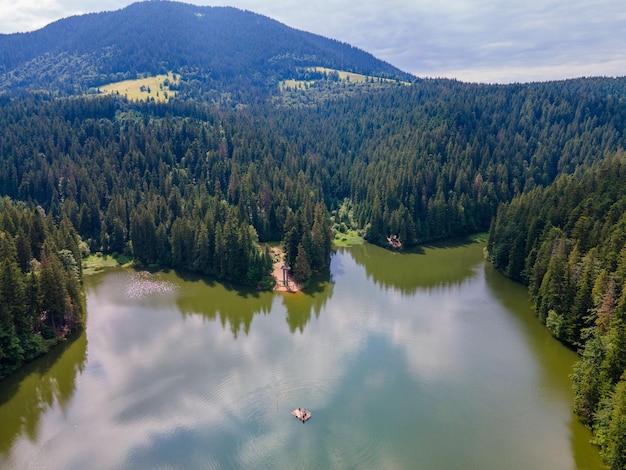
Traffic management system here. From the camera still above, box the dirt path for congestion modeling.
[270,246,301,293]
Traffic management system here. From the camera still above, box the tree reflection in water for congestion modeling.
[0,330,87,456]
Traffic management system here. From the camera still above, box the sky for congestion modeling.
[0,0,625,84]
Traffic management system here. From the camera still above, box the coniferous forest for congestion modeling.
[488,156,626,467]
[2,80,626,468]
[2,2,626,466]
[0,198,84,379]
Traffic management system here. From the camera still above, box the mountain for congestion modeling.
[0,1,412,96]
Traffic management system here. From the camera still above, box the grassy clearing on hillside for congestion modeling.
[279,67,410,91]
[310,67,369,83]
[279,79,317,91]
[83,253,133,275]
[98,72,180,103]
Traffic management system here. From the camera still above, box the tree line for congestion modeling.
[1,76,626,380]
[0,198,84,379]
[2,79,626,257]
[488,155,626,468]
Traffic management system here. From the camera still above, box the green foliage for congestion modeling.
[0,2,409,98]
[489,156,626,468]
[0,198,84,379]
[602,377,626,468]
[2,65,626,407]
[293,243,312,284]
[2,75,626,264]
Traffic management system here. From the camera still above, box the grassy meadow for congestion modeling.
[98,72,180,103]
[82,253,133,275]
[279,67,410,91]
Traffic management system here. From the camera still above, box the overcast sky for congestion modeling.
[0,0,624,83]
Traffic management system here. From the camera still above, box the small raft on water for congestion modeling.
[291,408,311,422]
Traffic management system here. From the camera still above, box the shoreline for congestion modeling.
[269,246,302,293]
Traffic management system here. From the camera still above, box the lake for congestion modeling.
[0,240,604,469]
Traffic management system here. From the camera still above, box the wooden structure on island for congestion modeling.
[281,264,291,287]
[291,408,311,422]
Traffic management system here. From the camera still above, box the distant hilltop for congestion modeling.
[0,1,413,96]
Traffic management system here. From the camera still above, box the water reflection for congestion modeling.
[570,415,604,470]
[76,269,340,470]
[0,245,604,469]
[173,272,274,337]
[483,263,604,469]
[171,270,335,337]
[126,271,177,299]
[347,239,485,295]
[483,263,575,395]
[0,330,86,458]
[282,275,334,333]
[85,263,336,341]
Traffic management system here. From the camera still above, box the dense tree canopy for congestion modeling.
[0,79,621,251]
[3,4,626,459]
[488,155,626,468]
[0,198,84,379]
[1,77,626,279]
[2,74,626,459]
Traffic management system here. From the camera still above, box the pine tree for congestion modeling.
[38,252,68,336]
[293,242,312,283]
[311,201,333,271]
[193,224,211,274]
[572,334,608,426]
[0,259,25,378]
[603,377,626,469]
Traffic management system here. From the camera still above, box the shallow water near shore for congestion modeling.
[0,240,604,469]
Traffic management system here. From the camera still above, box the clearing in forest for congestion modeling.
[270,246,301,293]
[97,72,180,103]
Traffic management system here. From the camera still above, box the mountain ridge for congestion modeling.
[0,1,412,96]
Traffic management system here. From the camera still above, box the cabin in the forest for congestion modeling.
[387,235,402,249]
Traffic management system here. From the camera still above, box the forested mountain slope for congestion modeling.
[2,78,626,263]
[0,1,410,96]
[488,156,626,468]
[271,79,626,244]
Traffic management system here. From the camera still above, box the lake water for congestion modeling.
[0,240,604,469]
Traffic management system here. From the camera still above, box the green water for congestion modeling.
[0,240,604,469]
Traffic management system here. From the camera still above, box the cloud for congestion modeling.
[0,0,126,33]
[1,0,624,83]
[0,0,63,33]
